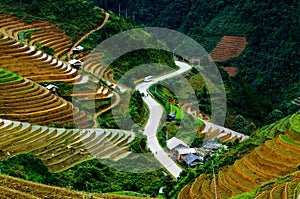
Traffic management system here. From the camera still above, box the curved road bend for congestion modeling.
[136,61,191,179]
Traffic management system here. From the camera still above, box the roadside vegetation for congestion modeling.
[101,0,299,129]
[173,110,300,198]
[149,82,204,147]
[0,154,172,197]
[0,1,299,199]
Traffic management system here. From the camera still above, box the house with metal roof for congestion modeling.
[46,84,58,94]
[166,137,189,151]
[183,153,203,167]
[203,142,223,150]
[73,46,84,54]
[69,59,83,69]
[175,148,197,160]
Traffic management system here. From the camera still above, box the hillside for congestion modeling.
[0,174,161,199]
[0,174,103,199]
[100,0,299,127]
[0,68,91,127]
[0,1,299,198]
[231,171,300,199]
[177,110,300,199]
[0,1,177,197]
[0,30,79,82]
[0,118,135,172]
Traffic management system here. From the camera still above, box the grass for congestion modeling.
[18,30,39,43]
[140,103,150,127]
[198,119,204,128]
[280,135,300,147]
[0,73,19,82]
[170,104,183,120]
[0,73,23,85]
[170,104,204,129]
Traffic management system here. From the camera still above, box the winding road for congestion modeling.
[136,61,191,179]
[136,61,248,179]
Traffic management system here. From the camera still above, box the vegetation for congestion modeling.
[129,91,148,125]
[101,0,299,128]
[35,42,55,56]
[109,49,176,82]
[281,135,300,147]
[0,1,299,199]
[175,110,300,199]
[168,138,255,198]
[0,0,106,42]
[18,29,37,43]
[0,154,170,197]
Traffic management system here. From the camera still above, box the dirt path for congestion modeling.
[67,12,110,61]
[92,91,120,128]
[67,12,115,128]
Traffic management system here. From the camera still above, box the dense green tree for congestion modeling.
[266,109,284,124]
[231,114,247,133]
[191,135,204,147]
[99,0,299,127]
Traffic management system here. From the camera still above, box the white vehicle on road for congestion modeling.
[144,76,153,82]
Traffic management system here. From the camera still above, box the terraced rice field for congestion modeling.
[200,120,248,143]
[220,66,239,77]
[0,118,134,172]
[0,33,80,82]
[253,171,300,199]
[71,81,113,101]
[292,97,300,107]
[78,51,116,84]
[0,174,104,199]
[210,36,247,61]
[0,174,160,199]
[0,14,72,58]
[178,111,300,199]
[0,68,91,128]
[179,102,248,143]
[180,102,211,122]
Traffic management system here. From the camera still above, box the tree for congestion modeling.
[41,45,55,56]
[231,114,247,133]
[266,109,284,124]
[191,135,204,147]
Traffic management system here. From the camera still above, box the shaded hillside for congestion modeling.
[101,0,300,125]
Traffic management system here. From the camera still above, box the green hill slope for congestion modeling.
[101,0,299,127]
[177,110,300,199]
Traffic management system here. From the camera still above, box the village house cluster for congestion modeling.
[167,137,227,168]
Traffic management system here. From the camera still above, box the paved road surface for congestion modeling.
[136,61,191,179]
[136,60,249,179]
